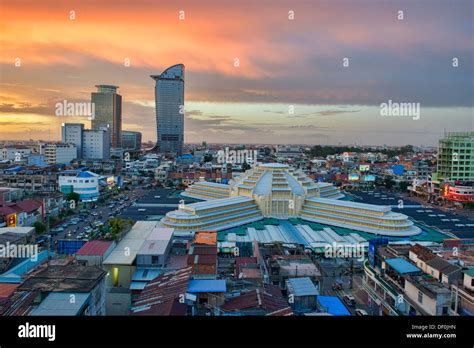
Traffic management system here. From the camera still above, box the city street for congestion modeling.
[316,258,370,315]
[49,187,146,243]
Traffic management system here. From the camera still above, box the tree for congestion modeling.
[66,192,80,204]
[242,160,251,171]
[399,181,410,191]
[384,177,395,189]
[33,221,46,235]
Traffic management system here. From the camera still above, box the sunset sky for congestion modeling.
[0,0,472,146]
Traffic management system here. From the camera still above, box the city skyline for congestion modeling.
[0,0,472,146]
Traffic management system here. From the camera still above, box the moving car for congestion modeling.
[355,309,368,316]
[343,295,356,307]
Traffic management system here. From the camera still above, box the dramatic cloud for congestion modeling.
[0,0,472,144]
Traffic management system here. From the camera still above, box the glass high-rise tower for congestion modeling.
[151,64,184,155]
[91,85,122,148]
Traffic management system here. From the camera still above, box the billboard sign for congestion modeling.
[6,213,17,227]
[348,173,359,181]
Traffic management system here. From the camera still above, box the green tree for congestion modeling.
[33,221,46,235]
[242,160,251,171]
[384,177,395,189]
[66,192,80,204]
[399,181,410,191]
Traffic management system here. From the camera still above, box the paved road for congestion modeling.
[317,258,370,315]
[49,187,146,243]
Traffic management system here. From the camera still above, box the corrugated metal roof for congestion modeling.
[0,283,18,298]
[193,231,217,245]
[30,292,90,316]
[76,240,113,256]
[138,239,170,256]
[147,227,174,241]
[286,277,318,297]
[103,221,160,265]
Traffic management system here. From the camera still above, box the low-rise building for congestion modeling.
[286,277,319,313]
[404,275,451,316]
[43,143,77,165]
[76,240,115,266]
[58,171,100,202]
[18,263,107,316]
[221,283,292,316]
[450,268,474,316]
[425,256,462,285]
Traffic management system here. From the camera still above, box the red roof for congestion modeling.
[221,284,292,315]
[187,254,217,265]
[132,267,192,315]
[189,245,217,255]
[410,244,436,262]
[0,206,17,216]
[0,199,42,216]
[15,199,42,213]
[235,257,258,275]
[133,298,187,316]
[76,240,113,256]
[0,284,18,299]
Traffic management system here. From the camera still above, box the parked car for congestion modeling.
[355,309,368,316]
[343,295,356,307]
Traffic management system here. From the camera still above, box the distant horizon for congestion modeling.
[1,0,472,146]
[0,137,441,150]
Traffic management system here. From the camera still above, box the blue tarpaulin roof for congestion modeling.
[385,258,421,274]
[0,250,50,283]
[187,279,226,293]
[4,166,23,172]
[317,296,351,316]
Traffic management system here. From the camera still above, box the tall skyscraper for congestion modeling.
[91,85,122,148]
[151,64,184,155]
[437,131,474,181]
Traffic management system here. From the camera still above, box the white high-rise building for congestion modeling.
[151,64,184,156]
[61,123,84,158]
[82,128,110,160]
[61,123,110,160]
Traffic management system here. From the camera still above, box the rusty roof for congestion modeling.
[193,231,217,246]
